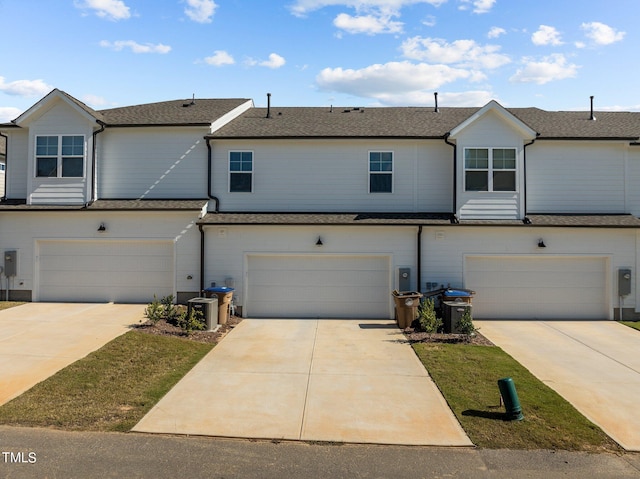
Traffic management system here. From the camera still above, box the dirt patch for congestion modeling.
[134,315,242,344]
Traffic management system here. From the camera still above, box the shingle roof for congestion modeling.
[98,98,250,126]
[208,106,640,140]
[0,199,209,211]
[198,212,640,228]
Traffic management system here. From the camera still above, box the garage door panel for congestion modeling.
[38,240,173,303]
[466,256,608,320]
[247,255,390,319]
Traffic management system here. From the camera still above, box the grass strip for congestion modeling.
[413,342,620,451]
[0,330,213,432]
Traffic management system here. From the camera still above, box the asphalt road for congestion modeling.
[2,426,640,479]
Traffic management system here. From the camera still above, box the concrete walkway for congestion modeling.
[0,303,143,406]
[476,320,640,452]
[133,319,472,446]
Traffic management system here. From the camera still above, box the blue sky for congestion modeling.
[0,0,636,122]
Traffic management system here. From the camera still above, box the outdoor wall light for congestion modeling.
[537,239,546,248]
[316,236,323,247]
[97,223,107,233]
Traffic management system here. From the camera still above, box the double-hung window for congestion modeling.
[35,135,85,178]
[464,148,516,192]
[369,151,393,193]
[229,151,253,192]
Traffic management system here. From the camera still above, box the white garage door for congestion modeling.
[465,256,609,319]
[38,240,174,303]
[246,255,391,318]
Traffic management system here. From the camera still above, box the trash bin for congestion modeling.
[187,297,218,331]
[443,301,472,334]
[204,286,235,325]
[392,291,423,329]
[442,288,475,304]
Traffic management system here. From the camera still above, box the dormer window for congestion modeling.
[36,135,85,178]
[464,148,516,192]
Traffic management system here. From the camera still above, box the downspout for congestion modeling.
[417,225,423,293]
[199,224,205,295]
[88,120,106,206]
[0,131,7,201]
[205,138,220,212]
[444,133,457,221]
[522,138,536,219]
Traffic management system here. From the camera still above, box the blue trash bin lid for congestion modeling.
[204,286,235,293]
[443,289,472,297]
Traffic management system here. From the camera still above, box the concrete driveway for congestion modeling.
[133,319,472,447]
[476,320,640,452]
[0,302,143,406]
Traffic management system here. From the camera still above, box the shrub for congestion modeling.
[418,298,442,333]
[144,295,164,324]
[160,295,178,324]
[176,308,206,335]
[456,307,476,336]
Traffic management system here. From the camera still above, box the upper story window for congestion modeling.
[0,163,5,171]
[464,148,516,192]
[229,151,253,192]
[35,135,85,178]
[369,151,393,193]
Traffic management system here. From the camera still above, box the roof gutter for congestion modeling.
[0,131,7,201]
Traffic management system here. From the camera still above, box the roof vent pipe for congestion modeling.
[266,93,272,119]
[590,95,596,121]
[434,92,439,113]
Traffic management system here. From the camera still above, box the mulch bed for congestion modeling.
[134,315,242,344]
[403,327,494,346]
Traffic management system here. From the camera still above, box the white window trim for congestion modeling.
[228,150,254,193]
[368,150,394,194]
[463,147,517,192]
[34,135,86,178]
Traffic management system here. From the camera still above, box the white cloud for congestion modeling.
[81,94,109,107]
[290,0,447,17]
[0,107,23,123]
[487,26,505,39]
[531,25,563,46]
[75,0,131,20]
[100,40,171,54]
[458,0,495,14]
[401,37,510,69]
[333,12,403,34]
[184,0,218,23]
[510,54,578,85]
[581,22,625,45]
[204,50,235,66]
[0,77,53,97]
[316,61,473,103]
[422,15,436,27]
[260,53,286,69]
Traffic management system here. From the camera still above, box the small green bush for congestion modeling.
[144,295,164,324]
[455,307,476,336]
[418,298,442,333]
[176,309,206,335]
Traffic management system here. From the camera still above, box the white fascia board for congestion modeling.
[14,89,99,128]
[209,99,254,134]
[449,100,537,140]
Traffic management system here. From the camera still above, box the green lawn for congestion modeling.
[413,342,620,451]
[0,330,213,432]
